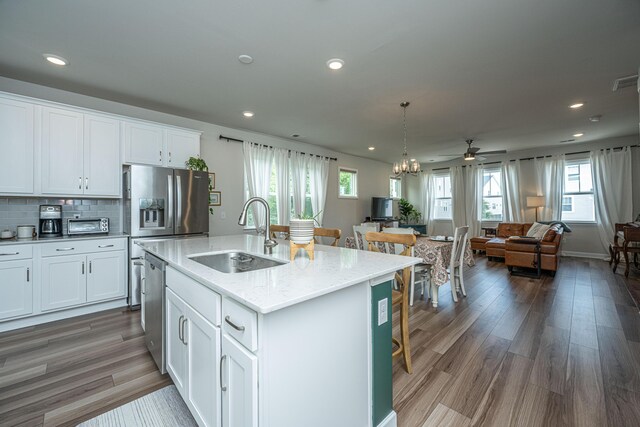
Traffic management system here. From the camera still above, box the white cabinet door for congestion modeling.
[41,254,87,311]
[0,97,34,194]
[222,334,258,427]
[123,121,164,166]
[0,260,33,320]
[86,251,126,303]
[41,107,84,195]
[166,129,200,169]
[186,305,221,427]
[166,288,188,396]
[84,114,121,196]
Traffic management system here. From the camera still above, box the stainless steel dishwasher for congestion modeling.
[144,252,166,374]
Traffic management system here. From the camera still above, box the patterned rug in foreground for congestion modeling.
[78,385,197,427]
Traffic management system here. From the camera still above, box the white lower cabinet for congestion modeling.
[0,259,33,320]
[222,334,258,427]
[41,254,87,311]
[166,288,222,427]
[87,251,126,302]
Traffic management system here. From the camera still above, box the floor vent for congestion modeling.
[612,74,638,92]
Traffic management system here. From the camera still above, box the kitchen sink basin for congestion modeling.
[189,252,287,273]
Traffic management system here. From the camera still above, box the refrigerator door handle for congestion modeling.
[176,174,182,231]
[167,174,174,231]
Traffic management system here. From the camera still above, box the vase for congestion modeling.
[289,219,315,244]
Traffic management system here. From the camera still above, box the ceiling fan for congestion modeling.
[440,139,507,161]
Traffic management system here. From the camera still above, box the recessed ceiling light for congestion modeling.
[242,111,254,118]
[569,103,584,109]
[588,115,602,122]
[368,146,375,151]
[238,55,253,64]
[573,133,584,137]
[326,58,344,70]
[43,54,68,66]
[410,158,416,162]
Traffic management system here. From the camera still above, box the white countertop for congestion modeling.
[137,234,421,314]
[0,232,128,246]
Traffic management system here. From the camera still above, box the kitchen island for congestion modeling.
[138,234,419,427]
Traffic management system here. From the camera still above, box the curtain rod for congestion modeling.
[219,134,338,161]
[430,144,639,171]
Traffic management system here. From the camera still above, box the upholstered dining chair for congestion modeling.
[314,227,342,246]
[269,224,290,240]
[382,227,431,306]
[430,226,469,308]
[365,231,416,374]
[352,224,378,250]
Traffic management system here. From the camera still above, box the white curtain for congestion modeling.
[450,166,466,229]
[243,141,274,230]
[308,155,330,226]
[534,155,565,221]
[273,147,290,225]
[420,172,435,233]
[464,164,482,238]
[290,152,308,218]
[591,147,633,254]
[502,160,524,222]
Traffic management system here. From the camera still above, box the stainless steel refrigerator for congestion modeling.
[123,164,209,307]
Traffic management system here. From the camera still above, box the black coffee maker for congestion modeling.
[39,205,62,238]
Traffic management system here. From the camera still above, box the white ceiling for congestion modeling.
[0,0,638,164]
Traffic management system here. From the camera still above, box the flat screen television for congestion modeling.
[371,197,393,220]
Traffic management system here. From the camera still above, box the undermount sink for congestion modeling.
[189,252,287,274]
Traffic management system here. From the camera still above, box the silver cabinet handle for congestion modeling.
[169,151,172,163]
[78,177,82,189]
[133,261,144,266]
[181,318,188,345]
[178,315,184,343]
[98,244,114,248]
[141,277,146,295]
[89,261,92,274]
[159,150,162,163]
[175,174,182,230]
[85,177,89,190]
[220,355,227,392]
[225,315,245,332]
[27,267,30,282]
[0,252,19,256]
[82,261,85,275]
[56,247,75,252]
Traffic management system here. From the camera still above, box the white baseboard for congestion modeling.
[561,251,608,260]
[377,411,397,427]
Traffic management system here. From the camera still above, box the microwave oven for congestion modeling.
[67,218,110,235]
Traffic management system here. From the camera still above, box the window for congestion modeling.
[243,165,279,228]
[481,169,503,221]
[433,174,452,219]
[561,161,594,222]
[339,167,358,198]
[390,177,402,199]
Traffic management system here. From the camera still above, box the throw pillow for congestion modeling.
[526,222,550,239]
[542,225,560,242]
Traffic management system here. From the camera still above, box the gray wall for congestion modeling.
[405,134,640,257]
[0,77,396,242]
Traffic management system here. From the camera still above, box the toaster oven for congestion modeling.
[67,218,110,235]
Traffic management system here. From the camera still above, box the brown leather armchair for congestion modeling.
[505,225,564,276]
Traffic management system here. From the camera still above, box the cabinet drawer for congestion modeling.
[223,297,258,352]
[0,245,33,261]
[41,237,126,257]
[167,266,221,326]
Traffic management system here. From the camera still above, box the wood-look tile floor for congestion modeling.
[0,256,638,426]
[392,256,640,427]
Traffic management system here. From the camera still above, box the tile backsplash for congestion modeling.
[0,198,121,235]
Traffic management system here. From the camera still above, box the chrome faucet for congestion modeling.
[238,197,278,254]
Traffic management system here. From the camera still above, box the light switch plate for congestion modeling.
[378,298,388,326]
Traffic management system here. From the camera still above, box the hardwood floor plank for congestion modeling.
[529,325,570,395]
[421,403,471,427]
[594,295,624,329]
[395,368,453,427]
[491,302,531,341]
[470,352,533,427]
[546,294,573,331]
[616,303,640,343]
[509,310,546,359]
[603,384,640,427]
[597,325,640,393]
[570,298,598,350]
[440,335,511,418]
[0,364,47,389]
[515,382,568,427]
[565,343,607,427]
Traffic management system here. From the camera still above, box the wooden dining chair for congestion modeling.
[269,224,290,240]
[314,227,341,246]
[352,224,378,250]
[430,226,469,309]
[365,231,416,374]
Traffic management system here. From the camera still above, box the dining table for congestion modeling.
[344,235,475,288]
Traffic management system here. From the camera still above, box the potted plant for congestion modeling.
[289,211,321,244]
[185,156,208,171]
[398,199,422,224]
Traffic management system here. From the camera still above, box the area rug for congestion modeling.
[78,385,197,426]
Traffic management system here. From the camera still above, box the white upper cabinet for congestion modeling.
[41,107,121,197]
[123,121,165,166]
[41,107,85,195]
[124,120,200,168]
[0,98,34,194]
[84,114,121,196]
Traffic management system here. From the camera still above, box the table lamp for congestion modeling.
[527,196,545,222]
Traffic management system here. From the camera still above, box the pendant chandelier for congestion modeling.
[392,101,421,176]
